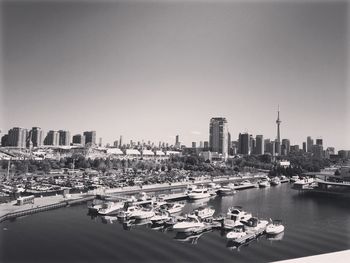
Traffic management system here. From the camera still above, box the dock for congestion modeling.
[232,226,267,245]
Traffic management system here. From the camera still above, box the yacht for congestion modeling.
[216,183,236,196]
[172,215,205,233]
[239,180,251,186]
[150,211,171,225]
[258,179,270,188]
[270,177,281,186]
[187,187,211,200]
[241,217,269,231]
[131,207,155,220]
[226,224,246,240]
[98,201,125,215]
[117,205,141,219]
[189,206,215,219]
[88,203,103,214]
[160,202,185,214]
[266,220,285,235]
[222,206,252,230]
[290,175,300,183]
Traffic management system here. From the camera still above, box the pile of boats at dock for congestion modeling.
[88,190,285,247]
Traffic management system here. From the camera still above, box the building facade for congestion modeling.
[209,117,228,157]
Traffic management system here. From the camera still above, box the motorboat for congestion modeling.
[131,207,155,220]
[150,211,171,225]
[152,198,167,209]
[266,220,285,235]
[172,215,205,233]
[241,217,269,231]
[137,192,154,202]
[117,205,141,219]
[270,177,281,186]
[189,206,215,219]
[164,215,187,227]
[160,202,185,214]
[292,177,316,190]
[226,224,246,240]
[239,180,251,186]
[187,187,211,200]
[88,203,103,214]
[222,206,252,230]
[290,175,300,183]
[98,201,125,215]
[216,183,236,196]
[258,179,270,188]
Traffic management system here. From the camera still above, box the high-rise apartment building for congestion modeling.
[58,130,71,146]
[281,139,290,156]
[302,142,307,152]
[307,136,313,153]
[84,131,96,145]
[30,127,44,147]
[316,139,323,146]
[255,135,264,155]
[7,127,28,148]
[192,142,196,148]
[209,117,228,157]
[238,133,250,155]
[44,130,59,146]
[72,134,85,145]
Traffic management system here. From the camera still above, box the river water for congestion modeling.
[1,184,350,263]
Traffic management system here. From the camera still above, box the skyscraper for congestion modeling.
[30,127,44,147]
[281,139,290,156]
[7,127,28,148]
[175,135,180,148]
[316,139,323,146]
[209,117,228,157]
[307,136,313,153]
[119,136,123,148]
[84,131,96,145]
[44,130,59,146]
[255,135,264,155]
[72,134,85,145]
[227,132,231,154]
[58,130,71,146]
[302,142,307,152]
[275,106,282,156]
[192,142,196,148]
[238,133,250,155]
[203,141,209,149]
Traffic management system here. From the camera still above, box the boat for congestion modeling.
[270,177,281,186]
[172,215,205,233]
[131,207,155,220]
[216,183,236,196]
[189,206,215,219]
[241,217,269,231]
[258,179,270,188]
[290,175,300,183]
[266,219,285,235]
[222,206,252,230]
[117,205,141,219]
[239,180,251,186]
[164,215,187,227]
[187,187,211,200]
[226,224,246,240]
[160,202,185,214]
[98,201,125,215]
[88,203,103,214]
[150,211,171,225]
[137,192,154,202]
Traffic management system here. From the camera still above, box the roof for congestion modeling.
[142,150,154,156]
[155,150,165,156]
[106,148,123,155]
[125,149,141,155]
[165,151,181,155]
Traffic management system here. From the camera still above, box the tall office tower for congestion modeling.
[99,137,102,147]
[83,131,96,145]
[290,145,300,153]
[227,132,232,154]
[44,130,59,146]
[203,141,209,149]
[281,139,290,156]
[175,135,180,148]
[250,135,255,155]
[302,142,307,152]
[199,141,204,148]
[58,130,71,146]
[265,141,276,156]
[209,117,228,157]
[275,105,282,155]
[31,127,44,147]
[119,136,123,148]
[316,139,323,146]
[192,142,197,148]
[1,134,8,146]
[264,139,271,153]
[312,144,324,159]
[255,135,264,155]
[72,134,85,145]
[113,140,119,147]
[7,127,28,148]
[238,133,250,155]
[307,136,313,152]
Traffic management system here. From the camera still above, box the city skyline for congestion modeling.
[1,0,349,150]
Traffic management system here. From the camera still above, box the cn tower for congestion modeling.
[276,105,281,155]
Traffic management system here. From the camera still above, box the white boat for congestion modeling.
[226,224,246,240]
[222,206,252,230]
[266,220,285,235]
[160,202,185,214]
[117,205,141,219]
[187,188,211,200]
[241,217,269,231]
[216,184,236,196]
[239,180,251,186]
[292,177,316,190]
[88,203,103,213]
[98,201,125,215]
[172,215,205,233]
[270,177,281,186]
[150,211,171,224]
[137,192,153,202]
[189,206,215,219]
[132,207,155,220]
[290,175,300,183]
[258,179,270,188]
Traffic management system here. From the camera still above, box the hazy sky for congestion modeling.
[1,0,349,149]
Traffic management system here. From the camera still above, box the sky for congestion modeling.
[1,0,349,150]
